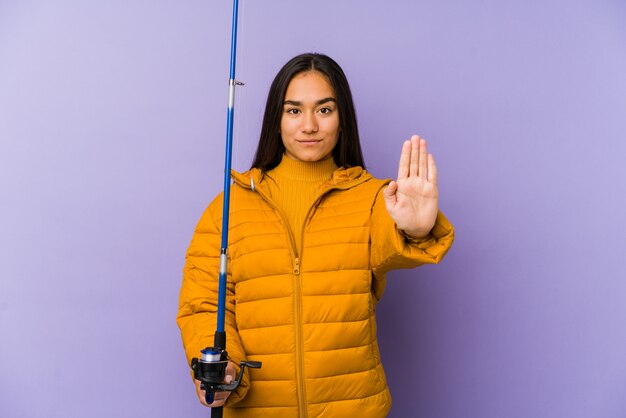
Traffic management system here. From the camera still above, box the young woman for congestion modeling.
[177,53,454,417]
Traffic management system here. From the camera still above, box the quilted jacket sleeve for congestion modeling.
[369,182,454,297]
[176,196,249,406]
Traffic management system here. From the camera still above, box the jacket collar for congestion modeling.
[232,166,373,193]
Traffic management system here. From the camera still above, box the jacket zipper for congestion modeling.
[290,190,343,417]
[247,185,308,417]
[292,256,306,417]
[235,175,368,417]
[291,191,337,417]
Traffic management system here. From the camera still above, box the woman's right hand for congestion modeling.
[195,361,237,407]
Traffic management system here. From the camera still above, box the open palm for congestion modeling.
[383,135,439,239]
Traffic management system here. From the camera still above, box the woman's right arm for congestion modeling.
[176,199,250,406]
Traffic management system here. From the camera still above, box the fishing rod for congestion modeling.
[190,1,261,417]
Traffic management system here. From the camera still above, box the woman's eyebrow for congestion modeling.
[283,97,337,106]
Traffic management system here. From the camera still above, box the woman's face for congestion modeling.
[280,71,340,162]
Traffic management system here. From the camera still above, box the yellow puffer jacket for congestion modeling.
[177,166,454,417]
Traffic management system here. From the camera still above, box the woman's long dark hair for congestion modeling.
[251,53,365,171]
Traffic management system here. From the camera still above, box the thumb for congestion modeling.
[383,181,397,197]
[382,182,397,211]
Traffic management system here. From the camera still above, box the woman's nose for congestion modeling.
[301,111,318,133]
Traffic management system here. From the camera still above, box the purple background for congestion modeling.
[1,1,625,417]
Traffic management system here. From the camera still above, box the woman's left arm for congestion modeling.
[382,135,438,239]
[368,134,454,287]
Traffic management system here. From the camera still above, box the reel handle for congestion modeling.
[213,360,262,392]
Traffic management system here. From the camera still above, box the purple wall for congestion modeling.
[1,1,625,417]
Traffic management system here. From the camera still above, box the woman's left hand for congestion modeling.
[383,135,439,239]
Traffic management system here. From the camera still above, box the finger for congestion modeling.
[197,388,210,407]
[195,379,231,408]
[397,140,411,179]
[225,361,236,384]
[382,183,398,212]
[428,153,437,185]
[226,362,236,374]
[209,396,227,408]
[212,391,230,401]
[195,380,208,406]
[383,182,397,197]
[418,139,428,178]
[409,135,420,177]
[207,390,232,407]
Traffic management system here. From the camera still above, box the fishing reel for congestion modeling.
[191,347,262,405]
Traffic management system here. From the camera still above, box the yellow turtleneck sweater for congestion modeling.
[265,154,338,252]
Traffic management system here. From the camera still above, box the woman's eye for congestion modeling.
[286,108,300,115]
[319,107,333,114]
